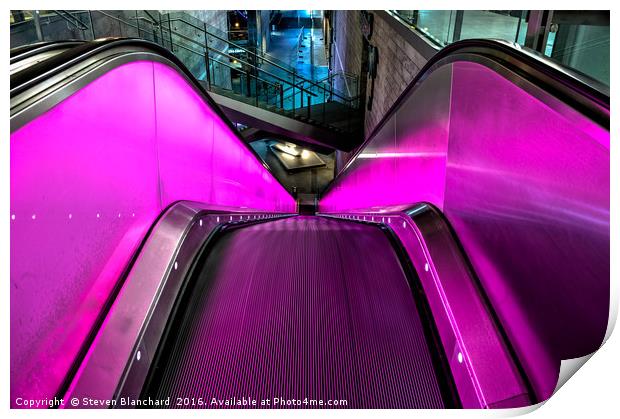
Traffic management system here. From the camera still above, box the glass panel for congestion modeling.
[391,10,609,87]
[459,11,527,44]
[9,9,360,134]
[416,10,457,46]
[547,21,610,86]
[394,10,528,47]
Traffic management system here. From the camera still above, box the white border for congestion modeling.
[3,1,617,418]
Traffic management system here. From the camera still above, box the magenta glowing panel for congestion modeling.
[443,61,609,401]
[320,65,453,213]
[320,61,609,403]
[10,60,295,406]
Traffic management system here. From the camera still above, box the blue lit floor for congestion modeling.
[263,27,328,82]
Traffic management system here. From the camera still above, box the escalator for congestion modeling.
[10,37,609,409]
[142,216,457,408]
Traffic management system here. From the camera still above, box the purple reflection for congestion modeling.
[10,60,295,406]
[320,61,609,403]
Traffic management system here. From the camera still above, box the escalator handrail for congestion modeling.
[320,38,610,198]
[445,39,609,108]
[10,40,85,63]
[11,38,186,98]
[10,37,292,197]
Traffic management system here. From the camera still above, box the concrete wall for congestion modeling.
[161,10,232,89]
[175,10,228,32]
[258,10,272,54]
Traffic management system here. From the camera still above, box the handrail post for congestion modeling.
[307,96,311,119]
[322,89,326,123]
[33,10,43,41]
[280,84,284,108]
[135,11,140,37]
[167,14,173,52]
[347,99,352,133]
[255,77,259,106]
[88,10,96,40]
[292,73,296,115]
[203,22,211,88]
[245,69,251,97]
[159,13,164,47]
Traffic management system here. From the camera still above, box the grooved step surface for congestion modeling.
[154,216,445,408]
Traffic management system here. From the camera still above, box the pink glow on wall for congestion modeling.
[443,61,609,401]
[10,60,295,405]
[319,61,609,402]
[320,65,453,212]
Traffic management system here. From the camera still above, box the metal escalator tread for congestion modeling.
[152,216,446,408]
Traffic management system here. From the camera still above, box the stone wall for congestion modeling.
[364,11,428,136]
[330,10,365,100]
[330,10,429,139]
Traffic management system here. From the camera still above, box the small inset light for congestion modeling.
[136,350,141,361]
[216,216,220,222]
[199,219,203,227]
[229,216,233,221]
[388,218,391,224]
[301,149,310,159]
[457,352,463,364]
[69,214,72,219]
[11,214,15,221]
[402,221,407,228]
[118,213,121,218]
[424,263,429,272]
[174,261,178,270]
[96,213,100,219]
[31,214,36,220]
[132,213,135,217]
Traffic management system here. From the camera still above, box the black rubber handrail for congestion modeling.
[9,37,295,197]
[319,38,610,199]
[10,40,84,62]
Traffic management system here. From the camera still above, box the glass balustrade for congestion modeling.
[10,9,362,135]
[391,10,609,86]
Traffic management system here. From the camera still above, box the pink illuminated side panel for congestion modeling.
[320,65,453,213]
[444,61,609,401]
[319,60,609,404]
[10,60,295,406]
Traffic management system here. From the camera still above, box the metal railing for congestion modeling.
[10,9,363,135]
